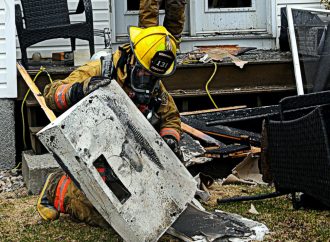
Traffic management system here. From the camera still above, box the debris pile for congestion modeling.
[179,105,279,179]
[177,45,256,68]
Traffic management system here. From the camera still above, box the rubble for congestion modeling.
[0,169,27,198]
[0,169,25,193]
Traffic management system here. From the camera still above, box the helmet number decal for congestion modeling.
[150,51,175,75]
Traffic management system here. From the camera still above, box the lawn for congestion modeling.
[0,184,329,242]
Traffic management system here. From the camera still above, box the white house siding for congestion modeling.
[276,0,324,46]
[14,0,110,59]
[0,0,17,98]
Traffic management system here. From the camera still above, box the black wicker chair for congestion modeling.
[218,91,330,209]
[266,92,330,208]
[15,0,95,68]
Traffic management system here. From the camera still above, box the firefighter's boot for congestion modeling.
[37,173,60,221]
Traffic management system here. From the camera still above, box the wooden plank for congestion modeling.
[203,146,260,159]
[229,146,261,158]
[180,105,246,116]
[181,122,224,147]
[16,62,56,122]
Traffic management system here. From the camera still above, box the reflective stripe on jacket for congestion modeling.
[54,175,71,213]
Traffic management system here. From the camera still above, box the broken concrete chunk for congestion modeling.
[37,81,197,242]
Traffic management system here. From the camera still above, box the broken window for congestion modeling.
[208,0,252,8]
[93,155,131,204]
[287,7,330,94]
[127,0,165,11]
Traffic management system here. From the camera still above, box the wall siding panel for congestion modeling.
[0,0,17,98]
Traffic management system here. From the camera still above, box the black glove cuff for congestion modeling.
[69,82,84,105]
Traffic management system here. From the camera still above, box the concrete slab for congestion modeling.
[22,150,61,195]
[0,99,16,169]
[38,82,197,242]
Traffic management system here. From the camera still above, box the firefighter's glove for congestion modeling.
[53,83,84,111]
[84,77,111,96]
[68,82,85,105]
[163,135,184,161]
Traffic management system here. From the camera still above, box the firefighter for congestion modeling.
[37,26,182,226]
[139,0,187,40]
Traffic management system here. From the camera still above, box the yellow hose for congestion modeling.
[21,67,53,149]
[205,62,219,109]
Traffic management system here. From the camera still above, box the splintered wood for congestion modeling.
[179,105,270,166]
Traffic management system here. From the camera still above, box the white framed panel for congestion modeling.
[0,0,17,98]
[193,0,269,34]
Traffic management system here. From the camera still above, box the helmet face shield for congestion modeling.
[130,65,159,93]
[129,65,159,105]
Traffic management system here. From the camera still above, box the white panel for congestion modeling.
[0,10,4,23]
[192,0,268,34]
[0,0,17,98]
[0,69,7,88]
[0,39,5,53]
[0,26,4,38]
[0,53,5,68]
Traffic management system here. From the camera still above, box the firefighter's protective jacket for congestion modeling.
[44,47,182,142]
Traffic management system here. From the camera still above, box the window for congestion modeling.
[208,0,252,8]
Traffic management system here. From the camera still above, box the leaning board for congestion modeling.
[37,81,196,242]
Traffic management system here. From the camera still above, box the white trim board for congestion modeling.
[0,0,17,98]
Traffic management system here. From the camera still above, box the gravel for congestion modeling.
[0,169,28,198]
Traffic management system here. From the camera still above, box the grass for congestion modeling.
[0,184,329,241]
[208,184,330,242]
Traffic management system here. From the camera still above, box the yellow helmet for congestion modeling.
[128,26,177,77]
